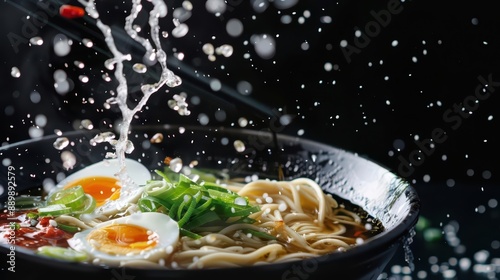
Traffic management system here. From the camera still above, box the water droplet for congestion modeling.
[173,6,192,22]
[90,132,116,146]
[182,1,193,10]
[82,38,94,48]
[320,16,332,24]
[237,80,253,95]
[81,119,94,130]
[273,0,299,9]
[175,52,185,61]
[54,80,71,95]
[251,0,269,12]
[172,23,189,38]
[102,73,112,82]
[215,109,226,121]
[216,44,233,57]
[202,43,215,55]
[251,34,276,59]
[206,0,227,14]
[132,63,147,73]
[132,24,141,32]
[53,33,72,57]
[150,133,164,143]
[30,37,44,46]
[226,18,244,37]
[79,75,89,83]
[234,140,246,152]
[74,60,85,69]
[53,69,67,82]
[324,62,333,72]
[61,151,76,170]
[11,67,21,78]
[210,79,222,91]
[53,137,70,150]
[238,117,248,127]
[280,114,293,126]
[169,157,183,173]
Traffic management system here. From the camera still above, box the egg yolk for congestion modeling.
[64,176,121,206]
[87,224,158,255]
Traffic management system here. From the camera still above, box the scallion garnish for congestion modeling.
[138,170,261,239]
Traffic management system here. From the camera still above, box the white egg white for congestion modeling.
[67,212,179,266]
[52,158,152,216]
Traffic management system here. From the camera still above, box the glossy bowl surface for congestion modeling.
[0,125,420,280]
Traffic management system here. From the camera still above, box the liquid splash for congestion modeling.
[77,0,182,194]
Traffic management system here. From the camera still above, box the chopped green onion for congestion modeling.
[38,204,72,217]
[180,228,202,239]
[14,196,44,209]
[182,211,221,230]
[57,223,81,233]
[243,228,277,240]
[37,246,88,262]
[141,170,261,239]
[137,196,169,214]
[72,194,96,215]
[47,186,85,209]
[177,195,198,228]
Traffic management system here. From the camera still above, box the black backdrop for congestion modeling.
[1,1,499,279]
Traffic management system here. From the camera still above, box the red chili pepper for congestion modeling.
[59,5,85,19]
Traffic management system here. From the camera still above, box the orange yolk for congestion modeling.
[64,176,121,206]
[86,224,158,254]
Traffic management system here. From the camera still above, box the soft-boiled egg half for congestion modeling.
[52,158,152,216]
[67,212,179,266]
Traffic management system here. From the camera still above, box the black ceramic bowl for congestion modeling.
[0,125,420,280]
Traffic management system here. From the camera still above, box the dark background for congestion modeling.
[1,0,499,279]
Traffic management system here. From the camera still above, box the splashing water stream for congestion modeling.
[77,0,181,194]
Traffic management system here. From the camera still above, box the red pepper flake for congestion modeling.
[59,5,85,19]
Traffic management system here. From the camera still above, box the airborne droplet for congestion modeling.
[61,151,77,170]
[81,119,94,130]
[171,23,189,38]
[216,44,233,57]
[10,67,21,78]
[29,37,44,46]
[234,140,246,153]
[150,133,164,143]
[53,137,70,150]
[133,63,148,73]
[169,157,183,173]
[82,38,94,48]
